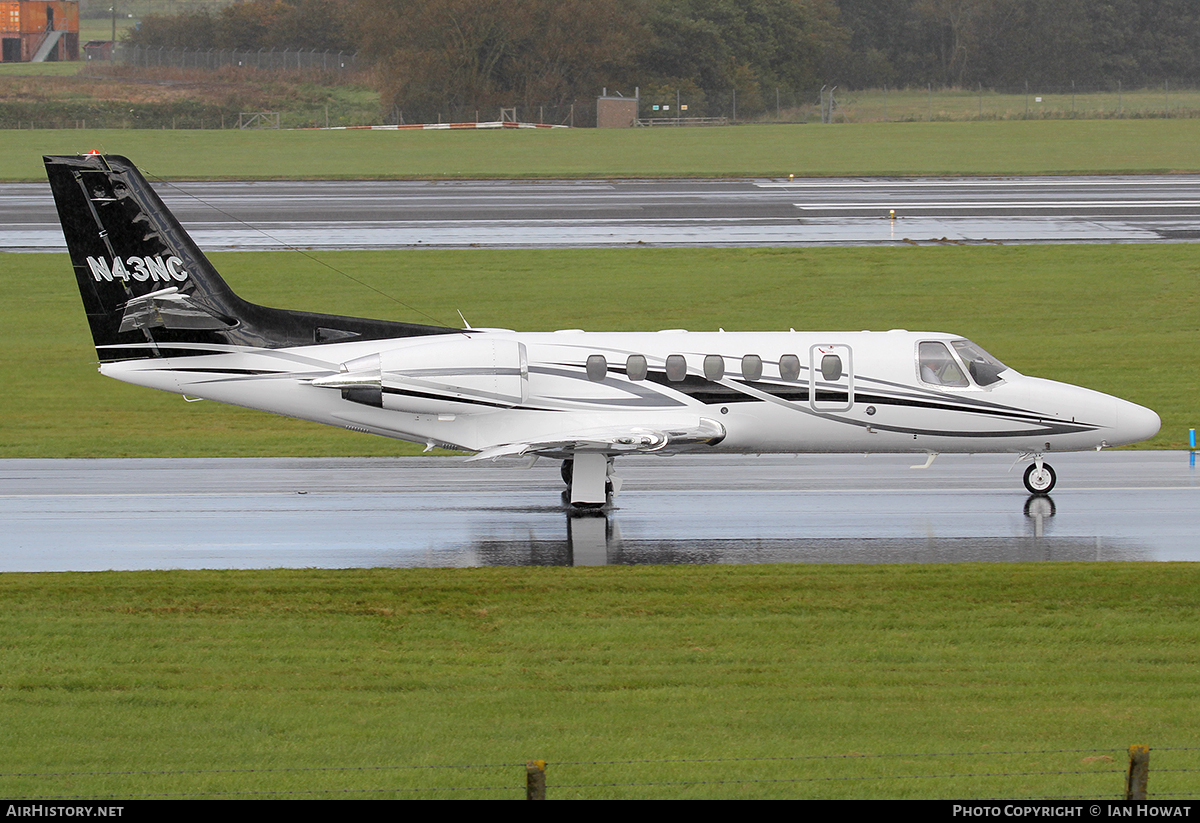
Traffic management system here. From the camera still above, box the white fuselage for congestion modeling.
[98,328,1161,460]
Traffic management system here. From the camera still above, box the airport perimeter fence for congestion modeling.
[1,93,591,131]
[10,57,1199,129]
[374,83,1200,128]
[3,745,1195,800]
[648,82,1200,124]
[373,103,590,128]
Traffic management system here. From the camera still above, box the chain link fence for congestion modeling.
[382,103,589,128]
[648,83,1200,124]
[9,55,1198,128]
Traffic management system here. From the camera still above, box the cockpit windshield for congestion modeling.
[918,339,1009,388]
[950,339,1009,386]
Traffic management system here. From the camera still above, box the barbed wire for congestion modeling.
[554,768,1121,788]
[547,747,1146,767]
[0,762,519,778]
[3,744,1178,780]
[7,746,1193,800]
[10,786,522,800]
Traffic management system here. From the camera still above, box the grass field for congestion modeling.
[822,85,1200,123]
[5,119,1200,180]
[0,61,379,131]
[2,244,1193,458]
[2,563,1198,799]
[78,13,138,45]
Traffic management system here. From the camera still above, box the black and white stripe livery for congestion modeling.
[45,154,1161,506]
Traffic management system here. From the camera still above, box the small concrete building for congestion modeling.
[1,0,79,63]
[596,92,638,128]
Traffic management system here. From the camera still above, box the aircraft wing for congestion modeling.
[465,417,726,462]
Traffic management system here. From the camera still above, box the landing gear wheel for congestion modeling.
[1023,462,1056,495]
[561,459,573,486]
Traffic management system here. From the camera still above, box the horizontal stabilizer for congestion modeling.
[118,287,237,333]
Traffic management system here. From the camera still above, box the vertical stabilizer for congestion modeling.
[44,153,455,362]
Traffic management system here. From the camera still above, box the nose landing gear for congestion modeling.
[1023,458,1056,495]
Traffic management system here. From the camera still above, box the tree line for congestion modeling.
[125,0,1200,120]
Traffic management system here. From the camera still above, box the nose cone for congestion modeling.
[1114,399,1161,446]
[1021,376,1159,449]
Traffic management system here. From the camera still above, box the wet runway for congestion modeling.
[2,452,1196,571]
[5,176,1199,250]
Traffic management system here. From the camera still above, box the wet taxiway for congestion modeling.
[4,176,1199,250]
[2,452,1196,571]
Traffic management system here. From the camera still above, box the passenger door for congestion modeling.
[809,344,854,412]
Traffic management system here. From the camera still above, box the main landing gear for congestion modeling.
[561,455,618,508]
[1022,457,1056,495]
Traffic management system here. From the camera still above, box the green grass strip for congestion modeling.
[1,563,1198,799]
[5,120,1200,180]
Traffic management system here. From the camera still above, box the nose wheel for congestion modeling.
[1023,461,1056,495]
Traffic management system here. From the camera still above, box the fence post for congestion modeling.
[526,760,546,800]
[1125,744,1149,800]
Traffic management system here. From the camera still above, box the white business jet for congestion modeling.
[45,154,1161,506]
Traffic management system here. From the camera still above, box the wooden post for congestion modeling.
[1126,744,1149,800]
[526,760,546,800]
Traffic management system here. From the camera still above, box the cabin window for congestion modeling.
[821,354,843,381]
[704,354,724,381]
[626,354,647,381]
[918,342,969,387]
[666,354,687,382]
[586,354,608,382]
[741,355,763,381]
[779,354,800,381]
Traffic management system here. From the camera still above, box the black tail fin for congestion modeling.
[44,153,453,362]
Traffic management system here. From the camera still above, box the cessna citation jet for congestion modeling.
[46,154,1161,506]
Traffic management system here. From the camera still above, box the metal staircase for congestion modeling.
[31,29,65,62]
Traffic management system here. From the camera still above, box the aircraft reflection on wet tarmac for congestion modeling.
[475,489,1154,567]
[1,453,1196,571]
[494,496,1085,567]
